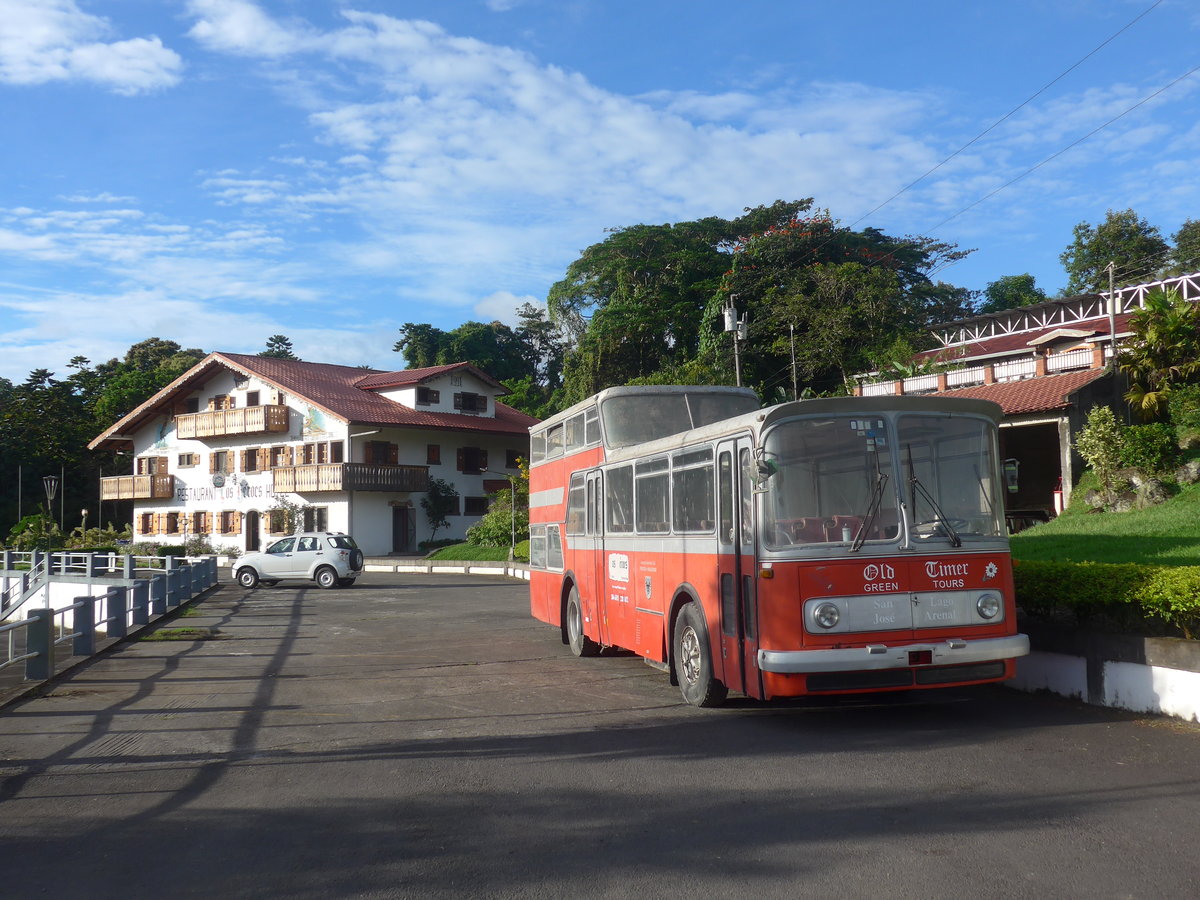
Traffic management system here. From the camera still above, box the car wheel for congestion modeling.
[316,566,339,589]
[565,586,599,657]
[337,578,356,587]
[673,601,727,708]
[236,567,259,589]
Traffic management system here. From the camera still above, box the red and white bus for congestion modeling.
[527,385,1030,707]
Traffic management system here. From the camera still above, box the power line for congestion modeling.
[849,0,1164,229]
[926,60,1200,235]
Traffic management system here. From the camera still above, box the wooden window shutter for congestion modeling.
[456,448,464,472]
[287,446,295,466]
[156,456,168,474]
[232,512,242,535]
[388,443,398,465]
[209,453,217,474]
[258,447,270,470]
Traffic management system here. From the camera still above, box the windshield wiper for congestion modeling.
[906,445,961,547]
[850,470,889,552]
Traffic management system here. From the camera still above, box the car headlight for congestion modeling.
[814,602,841,629]
[976,592,1001,620]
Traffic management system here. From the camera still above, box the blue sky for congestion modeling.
[2,0,1199,381]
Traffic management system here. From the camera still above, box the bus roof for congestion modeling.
[531,384,760,433]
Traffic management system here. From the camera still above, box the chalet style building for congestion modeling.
[854,272,1200,519]
[89,353,538,556]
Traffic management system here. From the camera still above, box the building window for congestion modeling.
[457,447,487,475]
[138,512,155,535]
[427,444,441,465]
[270,446,292,469]
[183,397,200,414]
[453,392,487,413]
[364,441,398,466]
[190,511,208,534]
[210,451,232,474]
[464,496,489,516]
[209,394,235,411]
[302,507,329,532]
[218,510,241,534]
[416,387,440,405]
[136,456,168,475]
[242,448,262,472]
[505,449,521,469]
[165,512,181,535]
[268,510,291,535]
[177,453,198,468]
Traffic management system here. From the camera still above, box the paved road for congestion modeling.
[2,573,1199,899]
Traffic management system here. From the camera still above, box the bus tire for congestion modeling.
[566,587,599,658]
[673,601,727,708]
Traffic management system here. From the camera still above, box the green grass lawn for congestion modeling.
[1011,475,1200,566]
[427,543,517,562]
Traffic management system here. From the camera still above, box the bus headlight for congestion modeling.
[976,592,1001,620]
[814,602,841,629]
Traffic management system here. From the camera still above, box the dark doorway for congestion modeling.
[999,422,1063,523]
[245,510,261,552]
[392,507,414,553]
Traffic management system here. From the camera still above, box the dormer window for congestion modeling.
[454,392,487,413]
[417,387,440,405]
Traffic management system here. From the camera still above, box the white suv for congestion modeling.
[235,533,365,589]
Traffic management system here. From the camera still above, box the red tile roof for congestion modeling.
[937,369,1109,416]
[90,352,538,449]
[354,362,505,391]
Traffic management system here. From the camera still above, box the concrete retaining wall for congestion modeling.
[1008,621,1200,722]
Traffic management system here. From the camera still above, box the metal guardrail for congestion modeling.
[0,556,220,689]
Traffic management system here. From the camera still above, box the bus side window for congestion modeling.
[547,526,564,569]
[739,448,754,546]
[718,451,734,545]
[566,472,586,534]
[606,466,634,533]
[635,458,670,534]
[531,431,546,464]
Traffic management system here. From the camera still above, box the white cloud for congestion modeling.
[0,0,181,93]
[473,290,539,325]
[186,0,317,57]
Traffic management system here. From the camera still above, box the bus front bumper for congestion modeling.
[757,634,1030,674]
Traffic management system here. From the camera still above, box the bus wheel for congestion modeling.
[674,602,728,708]
[566,587,599,658]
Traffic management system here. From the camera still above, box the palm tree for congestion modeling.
[1117,288,1200,420]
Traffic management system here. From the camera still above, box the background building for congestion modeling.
[90,353,538,556]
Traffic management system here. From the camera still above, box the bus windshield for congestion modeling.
[761,415,898,549]
[897,414,1003,542]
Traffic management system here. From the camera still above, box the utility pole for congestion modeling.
[724,295,747,388]
[790,323,798,400]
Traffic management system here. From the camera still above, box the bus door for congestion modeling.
[717,437,758,697]
[585,469,609,647]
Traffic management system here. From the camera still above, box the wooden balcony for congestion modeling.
[176,404,290,439]
[100,474,176,501]
[273,463,430,494]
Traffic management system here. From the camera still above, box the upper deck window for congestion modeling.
[600,391,758,448]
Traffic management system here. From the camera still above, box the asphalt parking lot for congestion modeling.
[2,572,1200,899]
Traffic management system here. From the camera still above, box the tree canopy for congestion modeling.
[975,273,1047,315]
[1059,209,1169,296]
[259,335,299,360]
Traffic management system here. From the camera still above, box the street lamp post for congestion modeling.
[43,474,60,562]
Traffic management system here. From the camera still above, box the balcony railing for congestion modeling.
[273,463,430,493]
[100,474,176,501]
[176,404,290,440]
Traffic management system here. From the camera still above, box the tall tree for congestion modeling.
[975,273,1047,315]
[1059,208,1168,295]
[1169,219,1200,274]
[550,201,812,403]
[259,335,299,360]
[712,212,972,395]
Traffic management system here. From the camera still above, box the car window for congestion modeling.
[297,537,318,552]
[267,538,295,554]
[327,536,357,549]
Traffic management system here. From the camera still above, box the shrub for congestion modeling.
[1014,559,1200,638]
[157,546,189,557]
[1074,406,1125,500]
[1122,422,1180,476]
[465,490,529,548]
[1168,383,1200,448]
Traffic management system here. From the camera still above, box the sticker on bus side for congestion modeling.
[608,553,630,583]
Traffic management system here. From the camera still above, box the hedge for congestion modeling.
[1013,559,1200,638]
